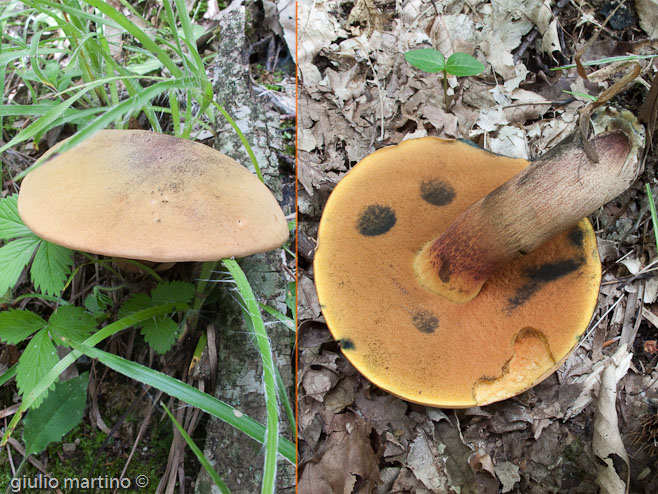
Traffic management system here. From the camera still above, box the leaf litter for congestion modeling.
[298,0,658,492]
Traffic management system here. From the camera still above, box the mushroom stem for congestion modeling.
[414,108,644,303]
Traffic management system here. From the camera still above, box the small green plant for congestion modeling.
[404,48,484,111]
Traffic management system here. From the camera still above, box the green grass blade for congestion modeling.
[0,74,147,157]
[0,363,17,388]
[161,402,231,494]
[645,183,658,252]
[81,0,183,77]
[222,259,280,494]
[207,98,264,182]
[0,46,69,68]
[13,76,192,180]
[29,31,56,91]
[258,303,295,331]
[274,363,295,432]
[74,343,295,464]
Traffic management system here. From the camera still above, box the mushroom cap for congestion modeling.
[314,137,601,407]
[18,130,289,261]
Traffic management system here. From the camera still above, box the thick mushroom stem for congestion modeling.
[415,114,643,303]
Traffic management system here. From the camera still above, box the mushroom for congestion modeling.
[17,130,289,263]
[314,108,644,407]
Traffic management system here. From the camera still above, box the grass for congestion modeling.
[0,1,294,492]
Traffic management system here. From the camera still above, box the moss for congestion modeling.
[563,440,583,462]
[3,412,176,490]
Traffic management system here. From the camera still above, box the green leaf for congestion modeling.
[84,287,112,315]
[141,316,179,354]
[0,235,41,295]
[404,48,445,73]
[0,310,47,344]
[445,53,485,77]
[2,303,177,447]
[151,280,195,308]
[0,195,32,240]
[48,306,96,345]
[16,329,59,408]
[23,372,88,454]
[30,240,74,296]
[117,293,152,322]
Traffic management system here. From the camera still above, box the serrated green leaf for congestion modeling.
[84,286,112,315]
[117,293,152,322]
[16,329,59,408]
[30,240,74,296]
[141,316,179,354]
[0,310,47,344]
[23,372,88,454]
[48,305,96,345]
[404,48,445,73]
[0,195,32,240]
[0,235,41,295]
[151,280,195,308]
[445,53,485,77]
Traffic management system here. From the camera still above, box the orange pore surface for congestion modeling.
[314,137,601,407]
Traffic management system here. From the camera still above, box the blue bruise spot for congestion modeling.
[412,310,439,333]
[507,258,585,312]
[420,179,456,206]
[338,338,354,350]
[568,226,585,248]
[356,204,396,236]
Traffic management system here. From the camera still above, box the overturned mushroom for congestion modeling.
[17,130,289,262]
[314,108,644,407]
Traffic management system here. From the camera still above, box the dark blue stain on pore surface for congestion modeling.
[338,338,354,350]
[356,204,396,236]
[568,226,585,248]
[412,310,439,333]
[507,258,584,311]
[420,179,456,206]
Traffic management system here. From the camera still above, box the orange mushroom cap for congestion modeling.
[18,130,289,261]
[314,138,601,407]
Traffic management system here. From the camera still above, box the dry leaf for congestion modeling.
[594,356,631,494]
[407,433,450,492]
[494,461,520,493]
[298,274,322,320]
[565,345,632,420]
[298,412,381,494]
[636,0,658,38]
[489,126,529,159]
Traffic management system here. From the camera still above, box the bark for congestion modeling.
[195,3,295,493]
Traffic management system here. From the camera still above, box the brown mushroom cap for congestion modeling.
[18,130,289,261]
[314,137,601,407]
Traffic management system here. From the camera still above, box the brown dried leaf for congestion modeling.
[565,345,632,420]
[636,0,658,38]
[407,432,450,492]
[346,0,385,35]
[494,461,520,493]
[594,356,631,494]
[298,274,321,321]
[298,412,381,494]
